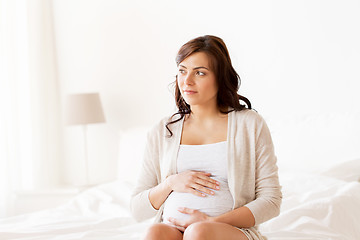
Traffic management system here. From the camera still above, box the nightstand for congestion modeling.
[10,187,80,217]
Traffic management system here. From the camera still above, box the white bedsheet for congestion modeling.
[1,171,359,240]
[260,172,360,240]
[0,181,150,240]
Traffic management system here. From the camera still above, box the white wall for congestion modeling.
[51,0,360,185]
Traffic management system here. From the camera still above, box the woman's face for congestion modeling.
[177,52,218,109]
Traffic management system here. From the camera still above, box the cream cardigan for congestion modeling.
[130,109,282,235]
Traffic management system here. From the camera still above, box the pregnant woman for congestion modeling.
[130,35,282,240]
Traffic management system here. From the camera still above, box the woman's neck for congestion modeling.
[188,105,226,123]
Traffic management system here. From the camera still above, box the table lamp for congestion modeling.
[65,93,106,185]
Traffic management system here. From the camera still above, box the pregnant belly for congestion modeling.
[162,181,234,224]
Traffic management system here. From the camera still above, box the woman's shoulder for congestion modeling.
[231,108,270,132]
[231,109,272,139]
[148,113,183,137]
[232,108,264,122]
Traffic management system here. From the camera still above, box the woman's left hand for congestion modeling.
[167,207,210,232]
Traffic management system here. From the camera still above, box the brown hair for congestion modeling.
[166,35,252,137]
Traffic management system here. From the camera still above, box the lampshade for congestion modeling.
[65,93,106,125]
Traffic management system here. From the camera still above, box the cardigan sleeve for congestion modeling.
[130,128,161,222]
[244,115,282,225]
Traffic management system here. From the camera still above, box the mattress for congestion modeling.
[1,163,360,240]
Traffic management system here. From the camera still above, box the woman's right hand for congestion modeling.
[165,170,220,197]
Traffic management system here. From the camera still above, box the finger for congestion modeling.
[196,174,220,189]
[199,171,212,176]
[190,171,212,179]
[168,217,185,229]
[187,187,207,197]
[177,207,196,215]
[191,183,215,196]
[166,222,185,232]
[175,226,186,232]
[187,170,210,176]
[194,177,220,192]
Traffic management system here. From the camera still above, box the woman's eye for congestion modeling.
[196,71,205,76]
[179,69,185,74]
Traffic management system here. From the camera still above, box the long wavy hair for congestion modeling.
[166,35,252,137]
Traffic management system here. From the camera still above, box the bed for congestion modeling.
[1,113,360,240]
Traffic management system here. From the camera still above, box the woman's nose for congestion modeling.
[184,74,194,85]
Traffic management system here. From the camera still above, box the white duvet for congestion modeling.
[1,169,360,240]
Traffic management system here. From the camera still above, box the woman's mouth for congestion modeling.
[183,90,197,95]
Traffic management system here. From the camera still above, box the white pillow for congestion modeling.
[117,127,150,184]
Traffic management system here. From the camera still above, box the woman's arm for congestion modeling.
[243,115,282,225]
[209,206,255,228]
[130,130,161,222]
[148,179,172,210]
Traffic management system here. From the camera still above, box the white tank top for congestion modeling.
[162,141,234,224]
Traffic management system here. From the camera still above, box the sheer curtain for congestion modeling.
[0,0,63,217]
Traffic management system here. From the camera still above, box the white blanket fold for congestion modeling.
[1,172,359,240]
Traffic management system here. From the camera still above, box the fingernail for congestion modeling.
[216,186,220,190]
[202,193,206,197]
[211,191,214,195]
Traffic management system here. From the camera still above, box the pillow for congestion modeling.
[117,127,150,184]
[319,158,360,182]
